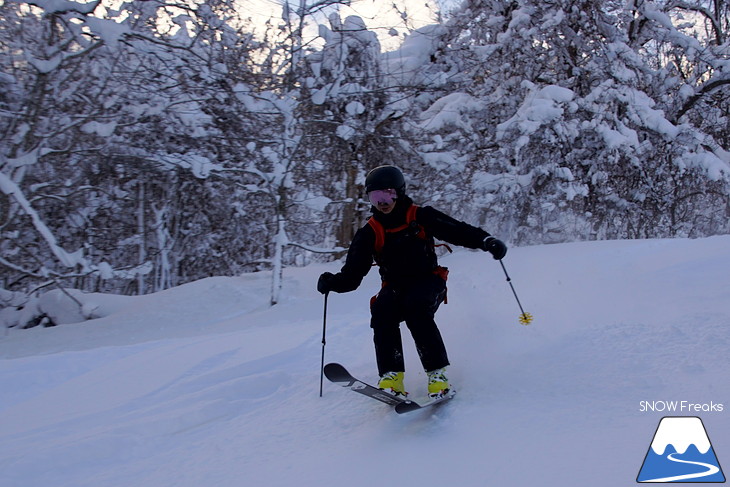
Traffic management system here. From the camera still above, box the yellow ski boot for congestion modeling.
[377,371,407,397]
[427,367,451,399]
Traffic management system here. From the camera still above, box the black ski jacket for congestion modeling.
[327,197,491,292]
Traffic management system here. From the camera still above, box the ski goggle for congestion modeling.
[368,188,397,206]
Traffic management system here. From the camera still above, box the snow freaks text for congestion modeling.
[639,401,724,413]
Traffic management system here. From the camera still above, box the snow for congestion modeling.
[299,194,332,212]
[1,236,729,487]
[419,92,483,132]
[311,87,327,105]
[5,147,53,168]
[591,121,640,149]
[186,154,214,179]
[383,24,448,84]
[30,0,100,15]
[335,123,356,141]
[496,83,576,147]
[25,53,63,73]
[81,120,117,137]
[345,101,366,116]
[619,89,679,139]
[685,151,730,181]
[84,16,130,48]
[650,417,711,455]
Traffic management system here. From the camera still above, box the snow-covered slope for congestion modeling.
[1,237,729,487]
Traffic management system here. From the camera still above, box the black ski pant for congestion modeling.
[370,273,449,376]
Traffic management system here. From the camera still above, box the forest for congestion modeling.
[1,0,729,327]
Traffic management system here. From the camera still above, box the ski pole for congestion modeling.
[498,260,533,325]
[319,292,329,397]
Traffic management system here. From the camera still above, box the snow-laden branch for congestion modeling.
[287,242,345,254]
[674,76,730,122]
[0,171,86,269]
[664,0,725,44]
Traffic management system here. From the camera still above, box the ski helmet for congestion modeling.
[365,165,406,196]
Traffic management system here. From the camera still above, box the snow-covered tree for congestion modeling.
[2,0,728,328]
[405,0,730,242]
[1,0,138,325]
[1,0,266,323]
[301,13,402,246]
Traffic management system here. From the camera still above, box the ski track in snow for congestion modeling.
[0,237,729,487]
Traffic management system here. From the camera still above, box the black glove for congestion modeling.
[482,236,507,260]
[317,272,336,295]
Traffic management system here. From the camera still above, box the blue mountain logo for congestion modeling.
[637,416,725,483]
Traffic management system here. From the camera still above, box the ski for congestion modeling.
[394,390,456,414]
[323,362,407,407]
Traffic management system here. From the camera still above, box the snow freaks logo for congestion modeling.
[637,416,726,483]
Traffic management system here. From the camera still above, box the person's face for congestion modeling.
[368,189,397,214]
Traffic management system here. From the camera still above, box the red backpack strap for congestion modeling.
[405,205,425,239]
[368,205,421,255]
[406,204,418,223]
[367,217,385,255]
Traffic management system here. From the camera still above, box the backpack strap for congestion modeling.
[405,204,418,225]
[367,218,384,255]
[367,205,420,255]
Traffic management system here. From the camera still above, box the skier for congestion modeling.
[317,165,507,399]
